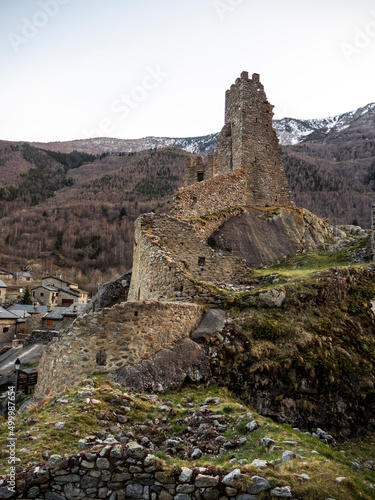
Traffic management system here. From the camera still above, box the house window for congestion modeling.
[96,348,107,366]
[3,327,9,333]
[197,172,204,182]
[41,292,44,297]
[46,320,54,326]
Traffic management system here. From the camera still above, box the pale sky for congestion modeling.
[0,0,374,142]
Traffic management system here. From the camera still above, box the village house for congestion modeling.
[8,304,48,333]
[14,271,33,282]
[0,268,13,281]
[42,303,86,331]
[32,274,89,307]
[0,280,7,304]
[32,285,59,307]
[0,306,19,343]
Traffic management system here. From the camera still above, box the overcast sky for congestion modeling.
[1,0,374,142]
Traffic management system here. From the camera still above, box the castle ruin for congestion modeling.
[34,72,330,398]
[177,71,293,218]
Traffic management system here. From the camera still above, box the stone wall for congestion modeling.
[184,156,214,186]
[24,329,61,346]
[128,216,198,302]
[81,271,132,314]
[6,442,281,500]
[42,315,77,332]
[215,71,293,207]
[128,214,247,302]
[180,72,293,213]
[172,169,249,220]
[0,319,16,343]
[34,301,203,398]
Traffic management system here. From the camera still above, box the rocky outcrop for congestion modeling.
[111,338,211,392]
[208,207,330,268]
[210,266,375,437]
[82,271,132,314]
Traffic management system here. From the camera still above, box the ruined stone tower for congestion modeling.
[181,71,293,210]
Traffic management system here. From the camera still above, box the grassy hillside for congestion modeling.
[0,378,374,499]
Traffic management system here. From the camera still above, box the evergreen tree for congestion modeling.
[20,287,33,305]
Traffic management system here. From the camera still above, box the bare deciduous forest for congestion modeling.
[1,111,374,294]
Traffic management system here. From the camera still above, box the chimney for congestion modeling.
[73,304,78,313]
[47,304,52,312]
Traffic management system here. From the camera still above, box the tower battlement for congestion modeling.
[179,72,293,218]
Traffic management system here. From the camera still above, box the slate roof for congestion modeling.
[9,304,48,315]
[32,285,59,292]
[16,272,32,278]
[43,276,78,286]
[42,303,86,321]
[0,307,18,320]
[43,307,68,320]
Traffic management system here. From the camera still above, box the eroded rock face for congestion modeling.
[111,338,211,392]
[208,207,329,268]
[191,309,228,341]
[82,271,132,313]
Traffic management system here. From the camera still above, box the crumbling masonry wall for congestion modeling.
[128,213,248,302]
[34,301,203,398]
[173,168,249,219]
[181,71,293,213]
[184,155,215,186]
[215,71,293,206]
[9,443,285,500]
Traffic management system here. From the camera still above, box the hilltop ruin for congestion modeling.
[175,71,293,219]
[35,72,331,398]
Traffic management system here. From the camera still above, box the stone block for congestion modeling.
[96,458,110,469]
[195,475,219,488]
[126,483,144,499]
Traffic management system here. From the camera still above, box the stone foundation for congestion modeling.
[5,442,282,500]
[34,301,203,398]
